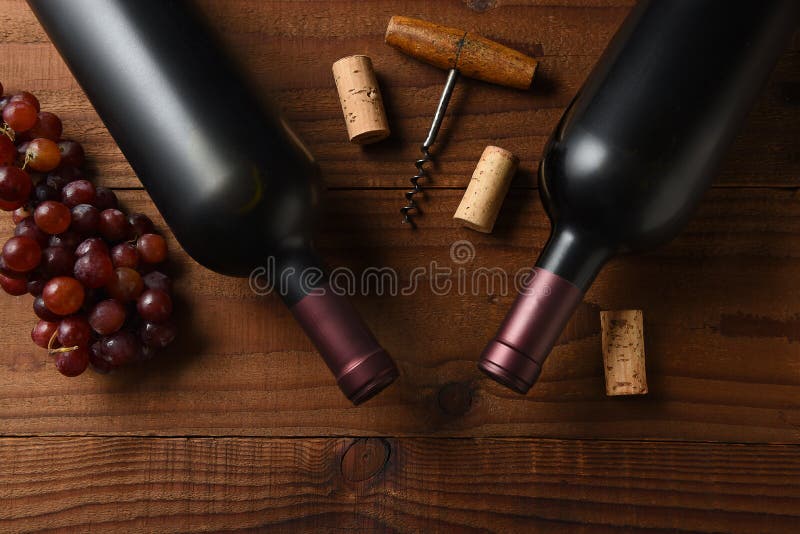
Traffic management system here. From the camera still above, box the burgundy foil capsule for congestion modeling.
[479,268,583,394]
[291,282,399,404]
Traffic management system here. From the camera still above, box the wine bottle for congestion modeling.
[479,0,799,394]
[28,0,399,404]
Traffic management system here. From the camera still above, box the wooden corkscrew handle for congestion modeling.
[385,15,537,90]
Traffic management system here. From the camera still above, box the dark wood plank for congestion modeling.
[0,0,796,189]
[0,188,798,440]
[0,437,797,533]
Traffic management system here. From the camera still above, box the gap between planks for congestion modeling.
[2,435,800,446]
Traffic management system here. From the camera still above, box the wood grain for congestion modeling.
[1,437,798,533]
[0,188,798,440]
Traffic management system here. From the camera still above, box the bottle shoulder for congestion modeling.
[539,125,711,252]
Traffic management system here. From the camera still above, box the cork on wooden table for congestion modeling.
[600,309,648,396]
[331,55,390,144]
[453,145,519,233]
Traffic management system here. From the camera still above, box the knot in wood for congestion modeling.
[341,438,390,482]
[437,382,473,416]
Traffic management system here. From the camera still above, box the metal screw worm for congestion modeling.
[401,68,459,226]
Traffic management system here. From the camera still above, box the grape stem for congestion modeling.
[46,330,78,355]
[0,123,14,142]
[47,330,58,351]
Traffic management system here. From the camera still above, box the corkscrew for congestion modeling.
[385,16,538,226]
[401,68,458,225]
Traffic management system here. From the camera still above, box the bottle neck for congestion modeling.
[478,225,613,393]
[258,245,398,404]
[535,225,612,292]
[271,246,326,306]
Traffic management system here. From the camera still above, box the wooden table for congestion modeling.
[1,0,798,531]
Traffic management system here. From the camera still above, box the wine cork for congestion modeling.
[453,146,518,233]
[332,55,390,144]
[600,310,648,396]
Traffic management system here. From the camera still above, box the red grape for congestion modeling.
[0,196,24,211]
[55,346,89,376]
[31,319,58,348]
[106,267,143,302]
[96,331,140,366]
[24,138,61,172]
[27,274,46,296]
[15,217,49,247]
[34,201,71,234]
[33,183,58,204]
[48,230,82,252]
[57,315,92,348]
[137,233,167,264]
[99,209,130,242]
[94,187,118,210]
[140,320,176,348]
[142,271,172,292]
[0,273,28,295]
[88,299,126,335]
[89,342,115,373]
[0,254,22,278]
[128,213,154,236]
[2,100,38,132]
[110,242,139,269]
[76,237,108,257]
[9,91,40,112]
[44,175,69,191]
[57,140,85,168]
[28,112,62,141]
[0,135,15,166]
[46,168,80,191]
[73,250,113,289]
[70,204,100,235]
[42,276,84,316]
[0,166,31,203]
[137,289,172,323]
[33,295,61,322]
[40,246,74,277]
[2,235,42,272]
[61,179,95,207]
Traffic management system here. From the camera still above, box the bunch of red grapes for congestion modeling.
[0,82,176,376]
